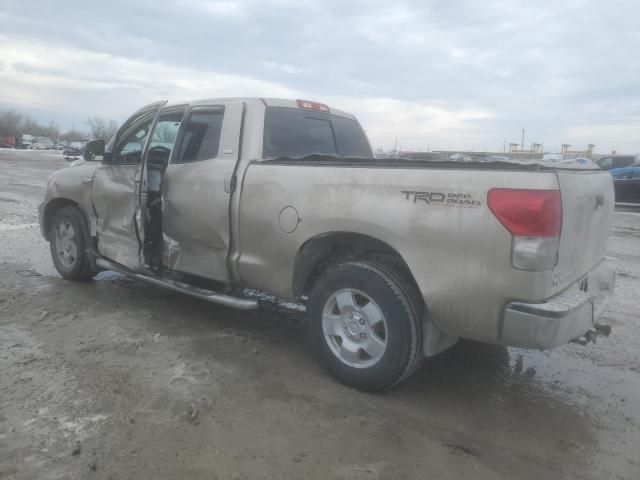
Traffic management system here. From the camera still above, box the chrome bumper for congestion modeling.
[501,258,616,349]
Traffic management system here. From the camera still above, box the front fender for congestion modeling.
[41,161,99,238]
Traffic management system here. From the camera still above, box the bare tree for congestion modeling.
[0,107,110,144]
[0,109,24,137]
[60,128,86,142]
[45,120,60,140]
[87,117,118,141]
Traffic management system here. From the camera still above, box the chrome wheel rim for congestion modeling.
[322,288,388,368]
[54,220,78,267]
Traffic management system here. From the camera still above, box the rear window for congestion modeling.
[263,107,372,159]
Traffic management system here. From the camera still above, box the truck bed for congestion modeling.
[236,158,613,344]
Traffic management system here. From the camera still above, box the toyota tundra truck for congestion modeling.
[39,98,616,390]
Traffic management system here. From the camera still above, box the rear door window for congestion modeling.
[174,109,224,163]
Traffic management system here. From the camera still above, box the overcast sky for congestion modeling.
[0,0,638,153]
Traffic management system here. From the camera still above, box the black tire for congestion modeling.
[49,206,96,281]
[307,260,423,391]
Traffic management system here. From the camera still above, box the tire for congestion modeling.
[49,206,96,281]
[307,260,423,391]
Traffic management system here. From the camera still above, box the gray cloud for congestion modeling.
[0,0,638,152]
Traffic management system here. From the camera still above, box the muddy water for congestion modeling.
[1,150,638,479]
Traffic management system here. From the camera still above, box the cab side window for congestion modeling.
[174,109,224,163]
[114,120,152,165]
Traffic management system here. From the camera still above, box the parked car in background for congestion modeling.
[560,157,594,167]
[610,162,640,203]
[63,146,83,158]
[543,153,564,162]
[34,137,54,149]
[597,155,636,171]
[20,133,35,149]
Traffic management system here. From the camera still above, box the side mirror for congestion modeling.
[83,139,105,161]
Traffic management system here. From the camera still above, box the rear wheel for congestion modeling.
[307,260,423,391]
[49,206,96,281]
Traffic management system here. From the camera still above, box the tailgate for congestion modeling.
[551,171,615,294]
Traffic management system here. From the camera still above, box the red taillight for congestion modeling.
[487,189,562,237]
[297,99,330,113]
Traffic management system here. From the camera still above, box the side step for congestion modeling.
[95,258,259,310]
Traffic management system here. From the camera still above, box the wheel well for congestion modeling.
[42,198,83,240]
[292,232,419,299]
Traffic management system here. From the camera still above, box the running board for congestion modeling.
[95,258,259,310]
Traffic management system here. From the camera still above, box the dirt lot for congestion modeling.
[1,149,639,480]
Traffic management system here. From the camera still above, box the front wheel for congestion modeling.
[49,206,96,281]
[307,260,423,391]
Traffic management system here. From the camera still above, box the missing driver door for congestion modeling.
[91,101,166,270]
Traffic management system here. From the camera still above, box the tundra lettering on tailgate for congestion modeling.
[402,190,481,207]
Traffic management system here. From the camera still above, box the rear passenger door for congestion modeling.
[161,100,244,282]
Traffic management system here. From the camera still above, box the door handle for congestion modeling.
[81,177,92,184]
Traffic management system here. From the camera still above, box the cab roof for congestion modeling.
[163,97,356,120]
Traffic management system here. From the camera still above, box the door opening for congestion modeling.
[143,110,185,272]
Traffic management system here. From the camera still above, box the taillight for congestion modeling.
[296,99,330,113]
[488,189,562,271]
[488,189,561,237]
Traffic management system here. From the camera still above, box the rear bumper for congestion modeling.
[501,258,616,349]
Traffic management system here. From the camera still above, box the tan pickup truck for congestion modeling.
[39,98,616,390]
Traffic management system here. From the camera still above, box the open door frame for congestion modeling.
[91,100,167,271]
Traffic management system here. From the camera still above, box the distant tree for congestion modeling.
[0,108,99,145]
[60,128,86,142]
[86,117,118,141]
[22,116,43,136]
[44,120,60,140]
[0,109,24,137]
[106,119,118,140]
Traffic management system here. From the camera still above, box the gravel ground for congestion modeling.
[1,149,639,480]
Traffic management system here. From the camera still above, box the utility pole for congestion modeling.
[521,129,525,150]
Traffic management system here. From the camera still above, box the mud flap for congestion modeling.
[423,317,458,357]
